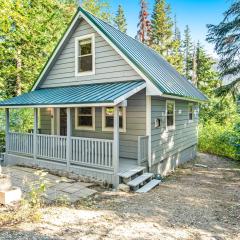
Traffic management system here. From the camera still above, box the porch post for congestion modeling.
[113,105,119,188]
[5,108,9,154]
[66,107,72,171]
[33,108,38,163]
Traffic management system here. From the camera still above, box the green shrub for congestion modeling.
[198,118,240,160]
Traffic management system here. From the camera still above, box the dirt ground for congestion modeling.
[0,153,240,240]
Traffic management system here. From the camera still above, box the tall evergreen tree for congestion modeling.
[182,25,193,79]
[150,0,183,73]
[137,0,151,44]
[207,0,240,99]
[114,5,127,33]
[195,42,220,96]
[174,14,181,41]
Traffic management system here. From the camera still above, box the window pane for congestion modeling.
[79,107,92,115]
[79,41,92,55]
[167,103,174,114]
[189,113,193,120]
[167,116,174,127]
[79,55,92,72]
[105,116,123,128]
[78,116,92,126]
[106,116,113,127]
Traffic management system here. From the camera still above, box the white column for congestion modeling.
[113,105,119,188]
[66,107,72,171]
[5,108,9,154]
[33,108,38,163]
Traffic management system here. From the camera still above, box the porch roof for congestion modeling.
[0,80,146,108]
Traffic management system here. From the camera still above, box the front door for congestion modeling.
[59,108,67,136]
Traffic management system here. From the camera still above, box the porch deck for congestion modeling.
[5,132,148,185]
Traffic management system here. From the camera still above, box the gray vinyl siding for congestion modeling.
[39,108,51,134]
[151,97,198,167]
[39,90,146,160]
[39,19,141,88]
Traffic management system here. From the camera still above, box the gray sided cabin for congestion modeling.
[0,8,207,187]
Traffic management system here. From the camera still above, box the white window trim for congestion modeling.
[188,103,194,123]
[75,33,95,77]
[166,100,175,131]
[75,107,95,131]
[102,107,126,133]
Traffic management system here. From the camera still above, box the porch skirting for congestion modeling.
[5,154,114,184]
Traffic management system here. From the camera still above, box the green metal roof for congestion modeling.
[79,8,207,101]
[0,81,145,107]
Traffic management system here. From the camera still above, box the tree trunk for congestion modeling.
[16,49,22,96]
[192,47,198,86]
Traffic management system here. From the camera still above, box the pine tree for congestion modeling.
[150,0,183,73]
[207,0,240,99]
[114,5,127,33]
[137,0,151,44]
[174,14,181,41]
[182,25,193,79]
[195,42,220,96]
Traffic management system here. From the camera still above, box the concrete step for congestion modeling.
[118,166,146,179]
[136,179,161,193]
[127,173,153,188]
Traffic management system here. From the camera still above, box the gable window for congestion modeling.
[75,34,95,76]
[166,100,175,130]
[188,104,194,122]
[75,107,95,130]
[102,107,126,132]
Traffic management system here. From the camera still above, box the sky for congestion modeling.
[110,0,232,58]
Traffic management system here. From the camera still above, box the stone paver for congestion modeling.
[2,166,98,203]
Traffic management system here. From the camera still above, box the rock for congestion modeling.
[0,174,12,191]
[117,184,130,193]
[194,164,208,168]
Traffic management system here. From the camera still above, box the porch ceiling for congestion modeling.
[0,80,146,108]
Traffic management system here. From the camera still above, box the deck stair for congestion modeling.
[118,167,161,193]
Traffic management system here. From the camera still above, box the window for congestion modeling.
[188,104,194,122]
[166,101,175,130]
[102,107,126,132]
[75,34,95,76]
[75,107,95,130]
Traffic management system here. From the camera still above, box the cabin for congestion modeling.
[0,8,207,190]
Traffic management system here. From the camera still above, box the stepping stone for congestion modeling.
[73,188,97,199]
[127,173,154,188]
[136,179,161,193]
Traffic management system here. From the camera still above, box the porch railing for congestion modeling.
[138,136,149,165]
[8,132,34,155]
[7,132,113,169]
[37,134,67,161]
[71,137,113,169]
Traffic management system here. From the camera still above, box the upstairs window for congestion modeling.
[75,107,95,130]
[102,107,126,132]
[166,100,175,130]
[75,34,95,76]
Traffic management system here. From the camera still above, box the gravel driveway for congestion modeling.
[0,153,239,240]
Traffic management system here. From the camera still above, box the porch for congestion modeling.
[0,81,149,187]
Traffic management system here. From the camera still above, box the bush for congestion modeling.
[198,118,240,160]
